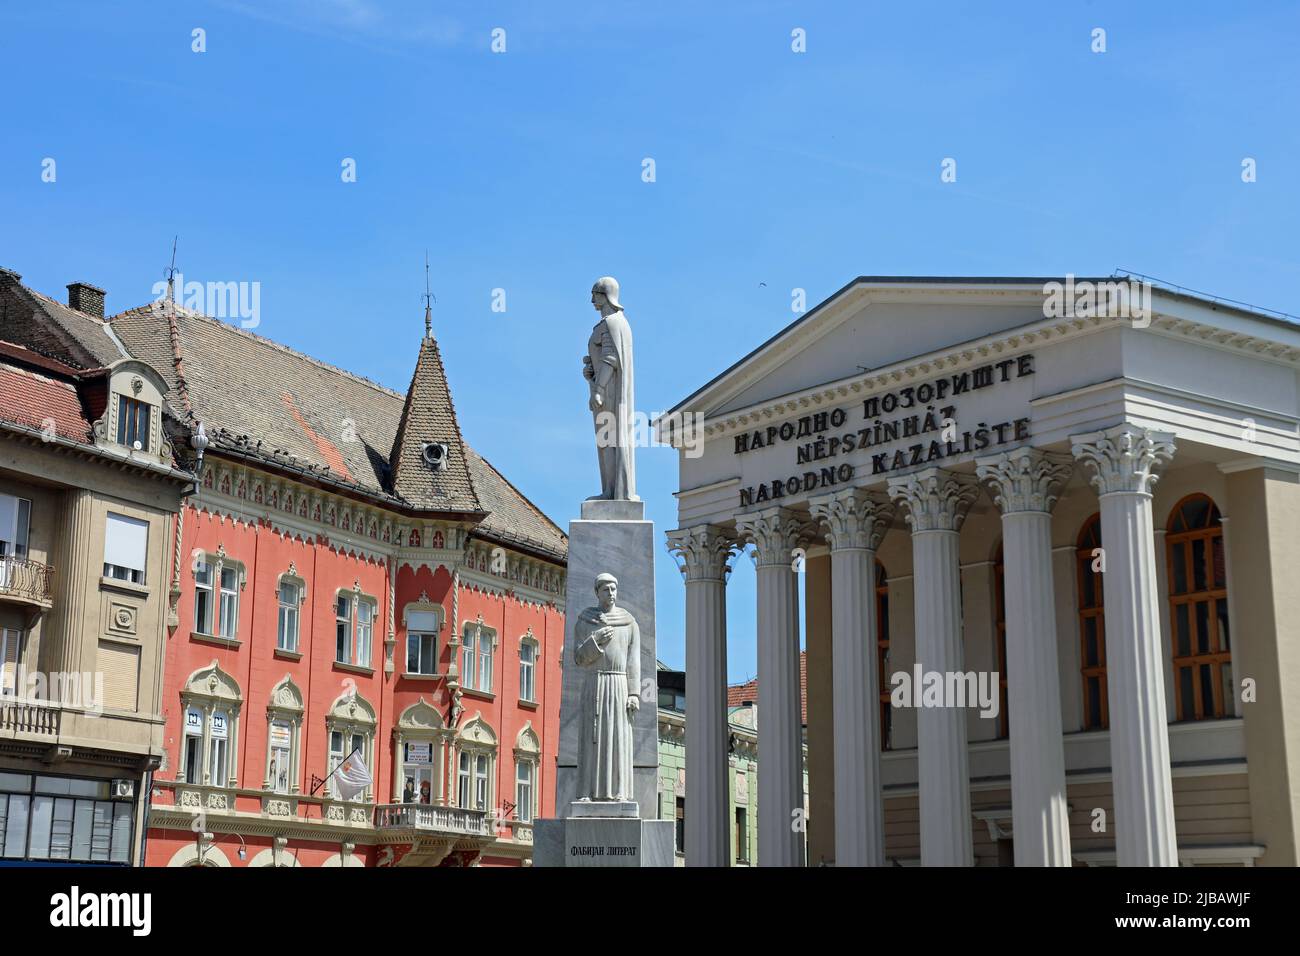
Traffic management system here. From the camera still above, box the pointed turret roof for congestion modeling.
[388,329,482,513]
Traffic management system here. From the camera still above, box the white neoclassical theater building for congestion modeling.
[662,276,1300,868]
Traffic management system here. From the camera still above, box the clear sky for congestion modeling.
[3,1,1297,682]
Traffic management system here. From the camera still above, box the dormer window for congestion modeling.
[116,395,151,452]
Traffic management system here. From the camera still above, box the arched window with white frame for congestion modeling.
[455,714,497,812]
[514,723,541,823]
[264,675,304,794]
[178,660,242,788]
[403,598,443,677]
[461,617,497,694]
[276,565,307,653]
[518,628,539,704]
[325,690,376,802]
[393,698,447,805]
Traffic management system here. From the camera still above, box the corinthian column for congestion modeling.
[887,468,979,866]
[976,447,1074,866]
[1072,424,1178,866]
[735,506,806,867]
[666,525,736,868]
[808,488,894,867]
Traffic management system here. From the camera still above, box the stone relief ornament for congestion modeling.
[572,573,641,803]
[583,276,638,501]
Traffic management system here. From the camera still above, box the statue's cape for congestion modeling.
[577,604,635,628]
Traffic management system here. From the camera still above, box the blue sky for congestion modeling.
[3,1,1298,681]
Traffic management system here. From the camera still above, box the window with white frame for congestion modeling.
[461,620,496,693]
[513,724,540,824]
[218,567,239,639]
[182,707,203,782]
[457,751,491,811]
[405,608,440,676]
[194,563,213,634]
[178,662,242,788]
[276,573,305,653]
[402,742,435,804]
[116,395,151,452]
[1,628,24,697]
[268,720,292,793]
[515,760,534,823]
[0,494,31,580]
[325,691,375,802]
[519,633,538,703]
[394,699,446,806]
[264,676,303,794]
[455,716,497,812]
[208,710,230,783]
[335,589,376,668]
[193,550,243,638]
[103,513,148,585]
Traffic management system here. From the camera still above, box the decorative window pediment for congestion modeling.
[397,697,445,733]
[328,689,376,726]
[183,659,242,706]
[268,674,304,715]
[514,721,540,757]
[457,712,497,750]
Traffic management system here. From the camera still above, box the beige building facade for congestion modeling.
[0,275,193,866]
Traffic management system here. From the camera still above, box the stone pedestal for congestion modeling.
[534,816,676,868]
[554,498,659,819]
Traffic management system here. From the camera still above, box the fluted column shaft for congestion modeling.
[667,526,735,867]
[889,468,978,866]
[810,488,894,866]
[736,507,805,867]
[47,488,98,678]
[1073,425,1178,867]
[977,448,1073,866]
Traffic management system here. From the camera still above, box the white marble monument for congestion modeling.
[534,278,674,867]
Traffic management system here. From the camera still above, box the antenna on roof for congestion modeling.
[422,250,436,339]
[165,235,179,304]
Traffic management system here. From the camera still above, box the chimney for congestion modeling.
[67,282,106,318]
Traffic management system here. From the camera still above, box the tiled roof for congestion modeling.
[727,651,808,725]
[104,300,565,561]
[0,346,96,444]
[0,271,127,370]
[388,334,481,512]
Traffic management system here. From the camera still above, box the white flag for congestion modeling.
[333,751,371,802]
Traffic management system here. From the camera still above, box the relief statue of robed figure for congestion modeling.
[583,276,638,501]
[573,572,641,803]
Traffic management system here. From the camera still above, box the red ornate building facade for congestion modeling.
[103,300,567,867]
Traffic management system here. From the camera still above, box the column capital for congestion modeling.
[975,447,1074,515]
[1071,424,1175,496]
[736,507,808,568]
[887,467,979,532]
[808,488,895,551]
[666,525,737,582]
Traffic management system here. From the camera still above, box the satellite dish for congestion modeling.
[421,442,448,471]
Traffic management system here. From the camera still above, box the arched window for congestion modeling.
[514,723,541,824]
[393,698,447,805]
[179,660,243,787]
[1077,514,1107,730]
[875,560,891,751]
[325,691,376,802]
[1167,494,1232,721]
[992,544,1008,739]
[264,675,304,794]
[455,714,497,812]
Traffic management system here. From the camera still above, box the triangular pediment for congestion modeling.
[674,279,1083,420]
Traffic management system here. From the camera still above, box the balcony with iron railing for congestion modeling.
[374,803,489,837]
[0,555,54,610]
